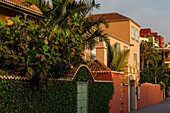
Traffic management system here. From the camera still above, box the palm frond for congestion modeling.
[107,43,129,72]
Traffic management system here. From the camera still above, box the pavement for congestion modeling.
[129,87,170,113]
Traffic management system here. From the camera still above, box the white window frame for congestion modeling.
[136,29,139,42]
[131,26,135,40]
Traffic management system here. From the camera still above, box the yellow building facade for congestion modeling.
[91,12,140,111]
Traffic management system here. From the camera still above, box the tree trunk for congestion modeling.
[141,58,144,70]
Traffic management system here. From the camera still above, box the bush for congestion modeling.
[0,66,114,113]
[0,16,84,78]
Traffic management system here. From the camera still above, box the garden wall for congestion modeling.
[109,72,128,113]
[137,82,163,109]
[0,66,114,113]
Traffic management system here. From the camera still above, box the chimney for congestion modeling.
[96,41,107,66]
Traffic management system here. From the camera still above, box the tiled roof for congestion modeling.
[0,62,113,82]
[91,12,140,27]
[87,60,111,73]
[1,0,43,15]
[87,60,113,82]
[91,12,129,22]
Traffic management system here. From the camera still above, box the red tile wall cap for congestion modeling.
[70,64,113,83]
[0,70,30,80]
[111,71,124,74]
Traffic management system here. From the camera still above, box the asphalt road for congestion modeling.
[129,87,170,113]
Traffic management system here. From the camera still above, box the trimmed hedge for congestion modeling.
[89,82,114,113]
[0,79,77,113]
[0,67,114,113]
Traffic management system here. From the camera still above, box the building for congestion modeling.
[157,44,170,70]
[140,28,164,48]
[90,12,140,111]
[0,0,42,21]
[140,28,170,70]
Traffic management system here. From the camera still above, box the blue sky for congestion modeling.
[92,0,170,42]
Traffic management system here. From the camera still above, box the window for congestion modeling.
[134,53,137,67]
[136,29,139,41]
[131,26,135,40]
[124,46,128,52]
[116,43,120,53]
[91,48,96,60]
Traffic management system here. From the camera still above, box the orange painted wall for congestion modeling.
[101,21,130,42]
[137,83,163,109]
[109,73,122,113]
[109,72,128,113]
[122,86,128,113]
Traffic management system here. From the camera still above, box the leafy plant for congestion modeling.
[0,66,114,113]
[0,16,84,78]
[107,43,130,71]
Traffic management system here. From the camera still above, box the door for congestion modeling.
[77,82,88,113]
[130,81,133,110]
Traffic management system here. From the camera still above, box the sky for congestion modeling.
[92,0,170,43]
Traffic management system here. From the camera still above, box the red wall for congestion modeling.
[109,72,128,113]
[137,83,163,109]
[122,86,128,113]
[109,75,163,113]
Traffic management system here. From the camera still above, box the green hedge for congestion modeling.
[89,82,114,113]
[0,79,77,113]
[0,67,114,113]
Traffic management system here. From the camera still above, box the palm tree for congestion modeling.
[140,41,161,70]
[140,41,151,70]
[23,0,108,50]
[140,41,168,84]
[107,43,130,72]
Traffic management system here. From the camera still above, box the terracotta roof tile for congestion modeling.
[87,60,113,82]
[0,70,30,80]
[10,0,20,3]
[1,0,42,15]
[91,12,129,22]
[91,12,140,27]
[87,60,111,73]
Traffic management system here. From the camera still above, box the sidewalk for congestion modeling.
[129,97,170,113]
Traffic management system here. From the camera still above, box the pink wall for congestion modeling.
[122,86,128,113]
[109,75,164,113]
[137,83,163,109]
[109,72,128,113]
